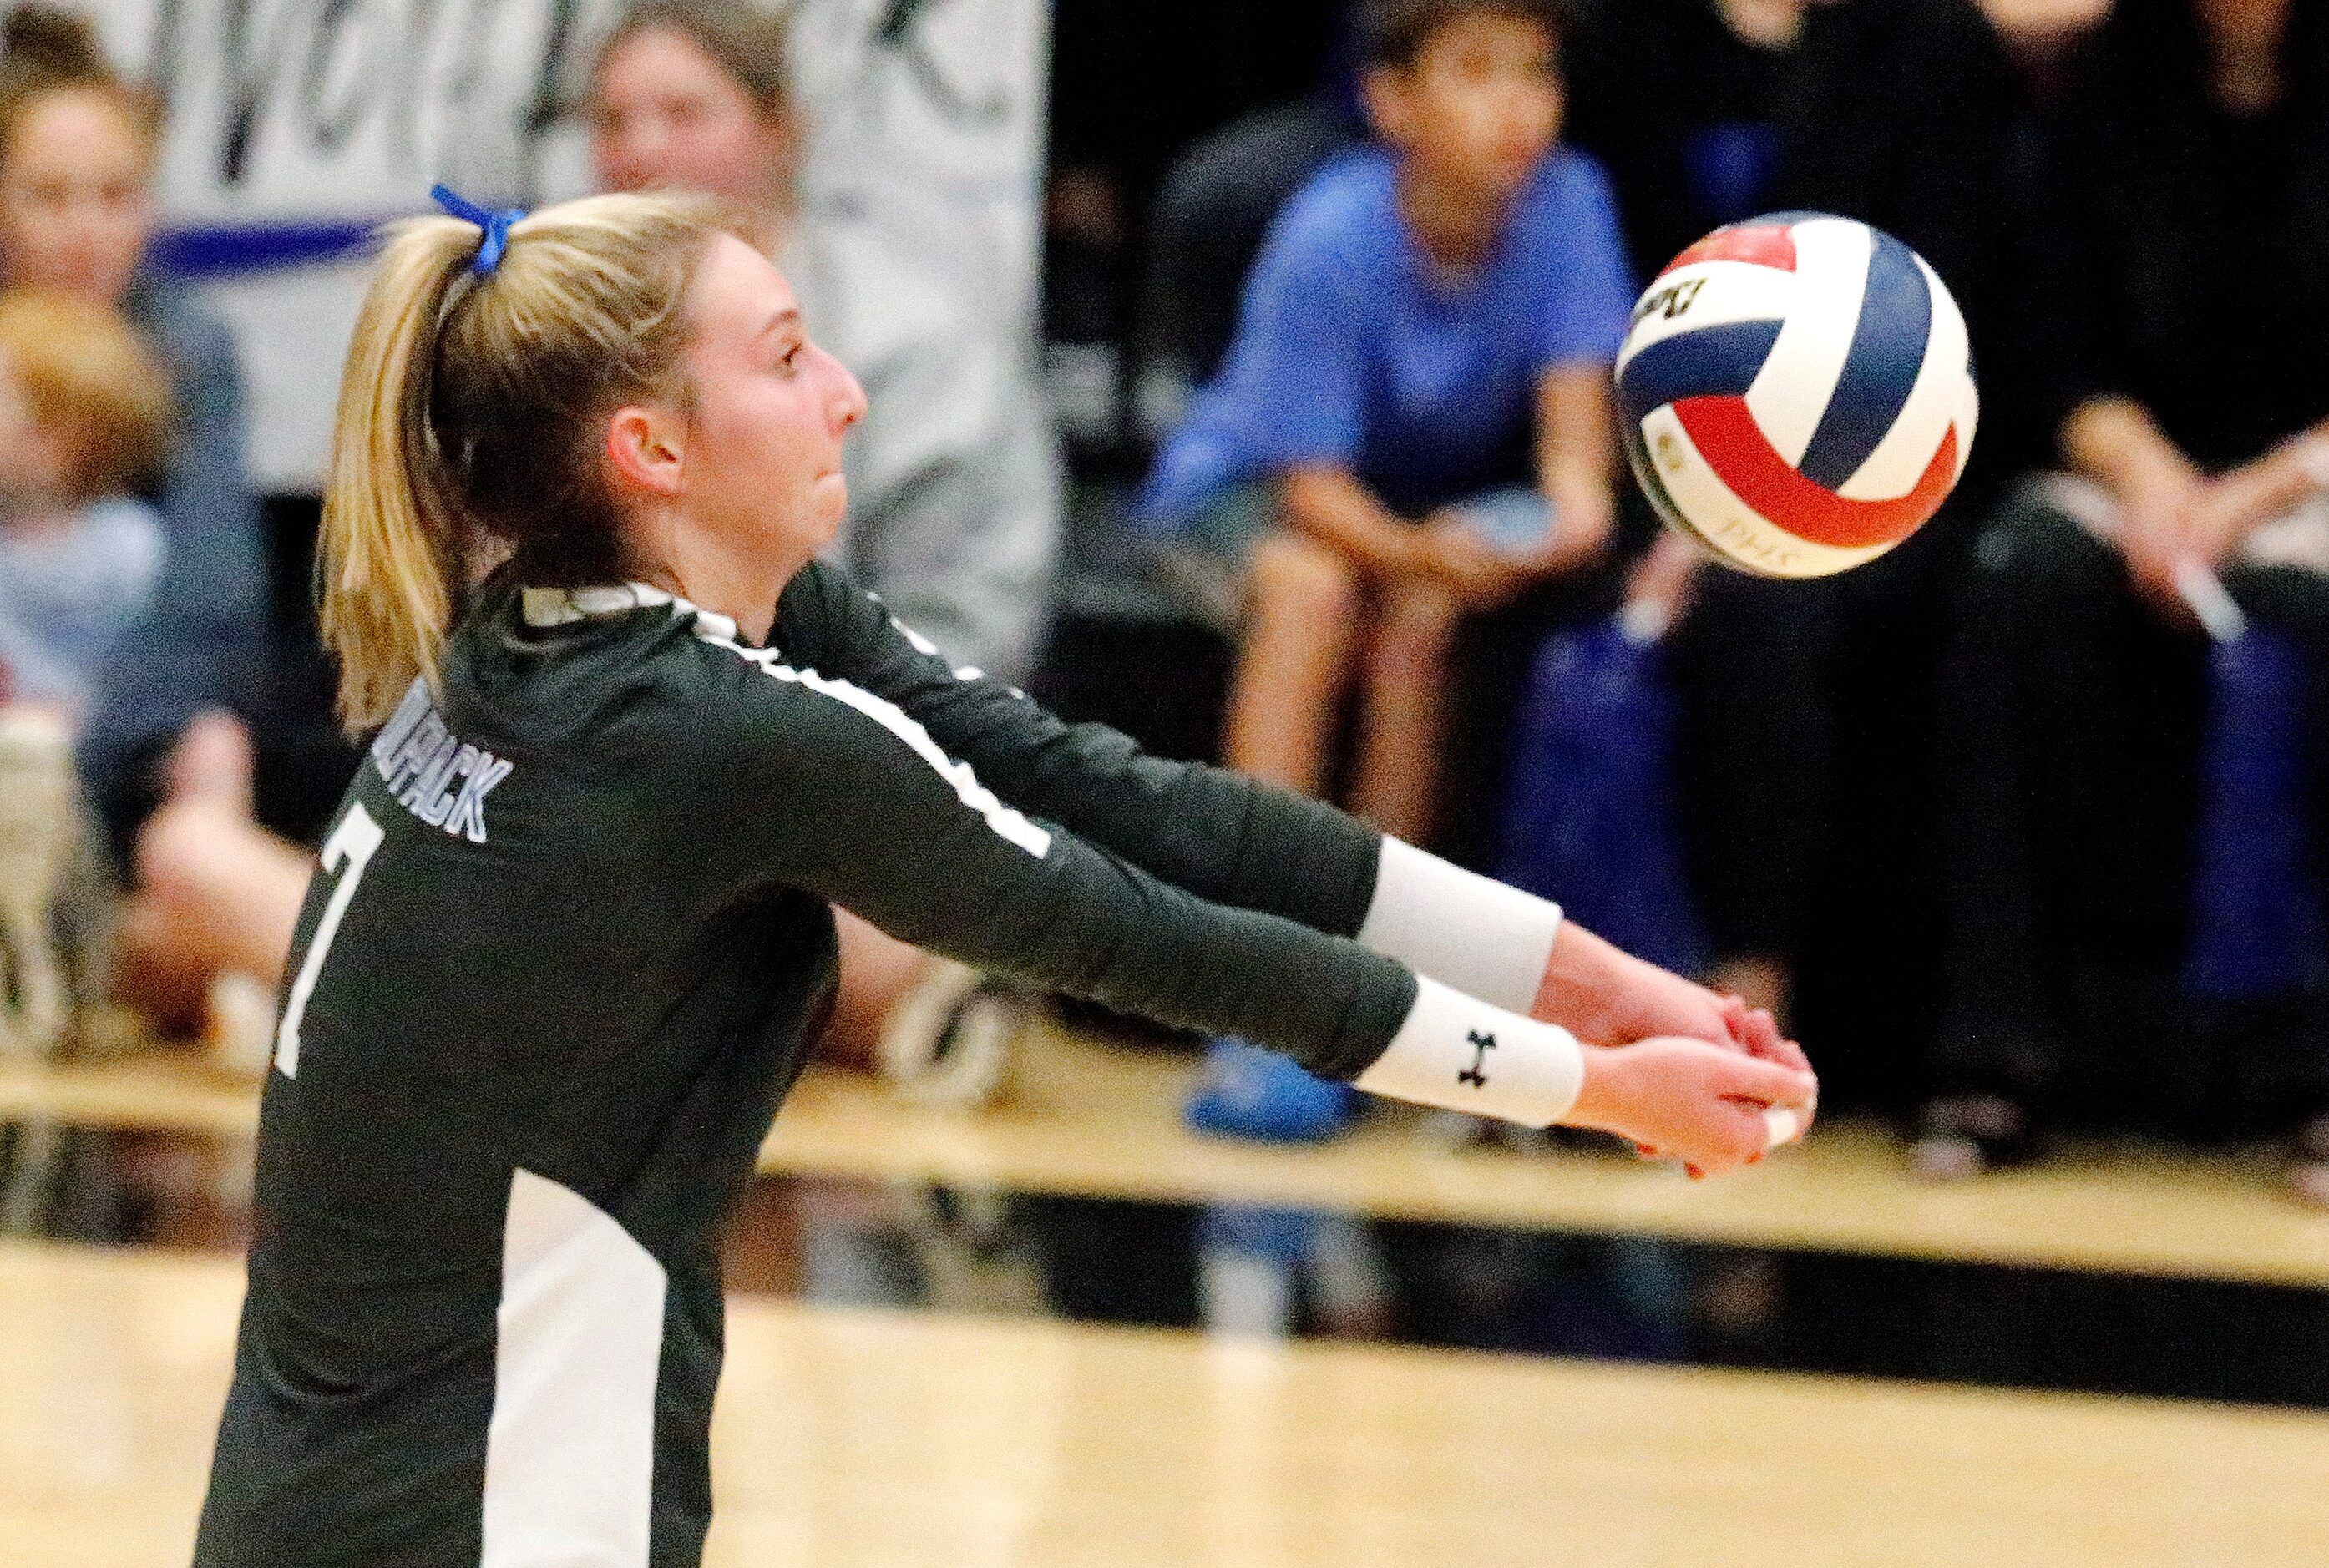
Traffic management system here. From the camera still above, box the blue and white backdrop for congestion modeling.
[84,0,1049,490]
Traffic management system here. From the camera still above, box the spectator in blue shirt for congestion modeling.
[1143,0,1633,846]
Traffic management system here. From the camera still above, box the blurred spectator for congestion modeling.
[590,0,1060,686]
[0,290,170,1060]
[1141,0,1632,849]
[0,4,265,841]
[1573,0,2023,456]
[1567,0,2038,1080]
[1932,0,2329,1195]
[0,283,301,1069]
[0,291,171,722]
[590,0,1061,1070]
[1568,0,1805,285]
[0,7,296,1065]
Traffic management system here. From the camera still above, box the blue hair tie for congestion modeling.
[430,184,527,276]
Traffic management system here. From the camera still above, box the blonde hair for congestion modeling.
[0,287,170,500]
[320,190,723,731]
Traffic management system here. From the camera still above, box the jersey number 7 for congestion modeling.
[273,802,386,1079]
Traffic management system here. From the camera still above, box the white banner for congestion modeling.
[83,0,1047,489]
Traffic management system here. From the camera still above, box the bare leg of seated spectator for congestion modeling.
[1350,575,1462,845]
[1627,543,1794,1021]
[2291,1114,2329,1209]
[823,908,927,1071]
[114,714,308,1032]
[1655,534,1820,1029]
[827,910,1031,1109]
[1223,531,1363,796]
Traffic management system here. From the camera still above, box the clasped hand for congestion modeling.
[1533,927,1817,1179]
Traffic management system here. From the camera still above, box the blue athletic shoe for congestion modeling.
[1182,1038,1359,1142]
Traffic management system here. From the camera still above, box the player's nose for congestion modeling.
[817,346,867,434]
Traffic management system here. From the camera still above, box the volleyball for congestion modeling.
[1615,214,1978,579]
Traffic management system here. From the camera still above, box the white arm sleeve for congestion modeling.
[1355,837,1564,1014]
[1354,975,1585,1128]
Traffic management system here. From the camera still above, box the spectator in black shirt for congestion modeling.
[1932,0,2329,1196]
[1572,0,2025,478]
[1568,0,2033,1078]
[1569,0,1802,286]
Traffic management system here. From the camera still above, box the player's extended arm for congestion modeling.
[774,563,1749,1044]
[776,558,1382,928]
[694,630,1812,1176]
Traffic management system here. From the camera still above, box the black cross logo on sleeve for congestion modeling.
[1459,1030,1496,1088]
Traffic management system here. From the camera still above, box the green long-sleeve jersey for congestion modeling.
[195,559,1440,1568]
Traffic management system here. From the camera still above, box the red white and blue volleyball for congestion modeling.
[1616,214,1977,578]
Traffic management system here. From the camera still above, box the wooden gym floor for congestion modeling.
[8,1238,2329,1568]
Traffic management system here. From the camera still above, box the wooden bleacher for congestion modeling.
[4,1019,2328,1287]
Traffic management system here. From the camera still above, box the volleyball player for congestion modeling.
[191,189,1815,1566]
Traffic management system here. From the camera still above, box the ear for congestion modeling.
[1361,63,1416,147]
[604,402,686,500]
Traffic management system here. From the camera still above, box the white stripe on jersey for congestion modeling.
[875,604,990,683]
[697,630,1055,860]
[520,581,1055,860]
[480,1170,666,1568]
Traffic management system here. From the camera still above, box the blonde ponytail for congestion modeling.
[319,218,472,731]
[319,191,722,732]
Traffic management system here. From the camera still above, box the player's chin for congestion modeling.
[808,473,850,534]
